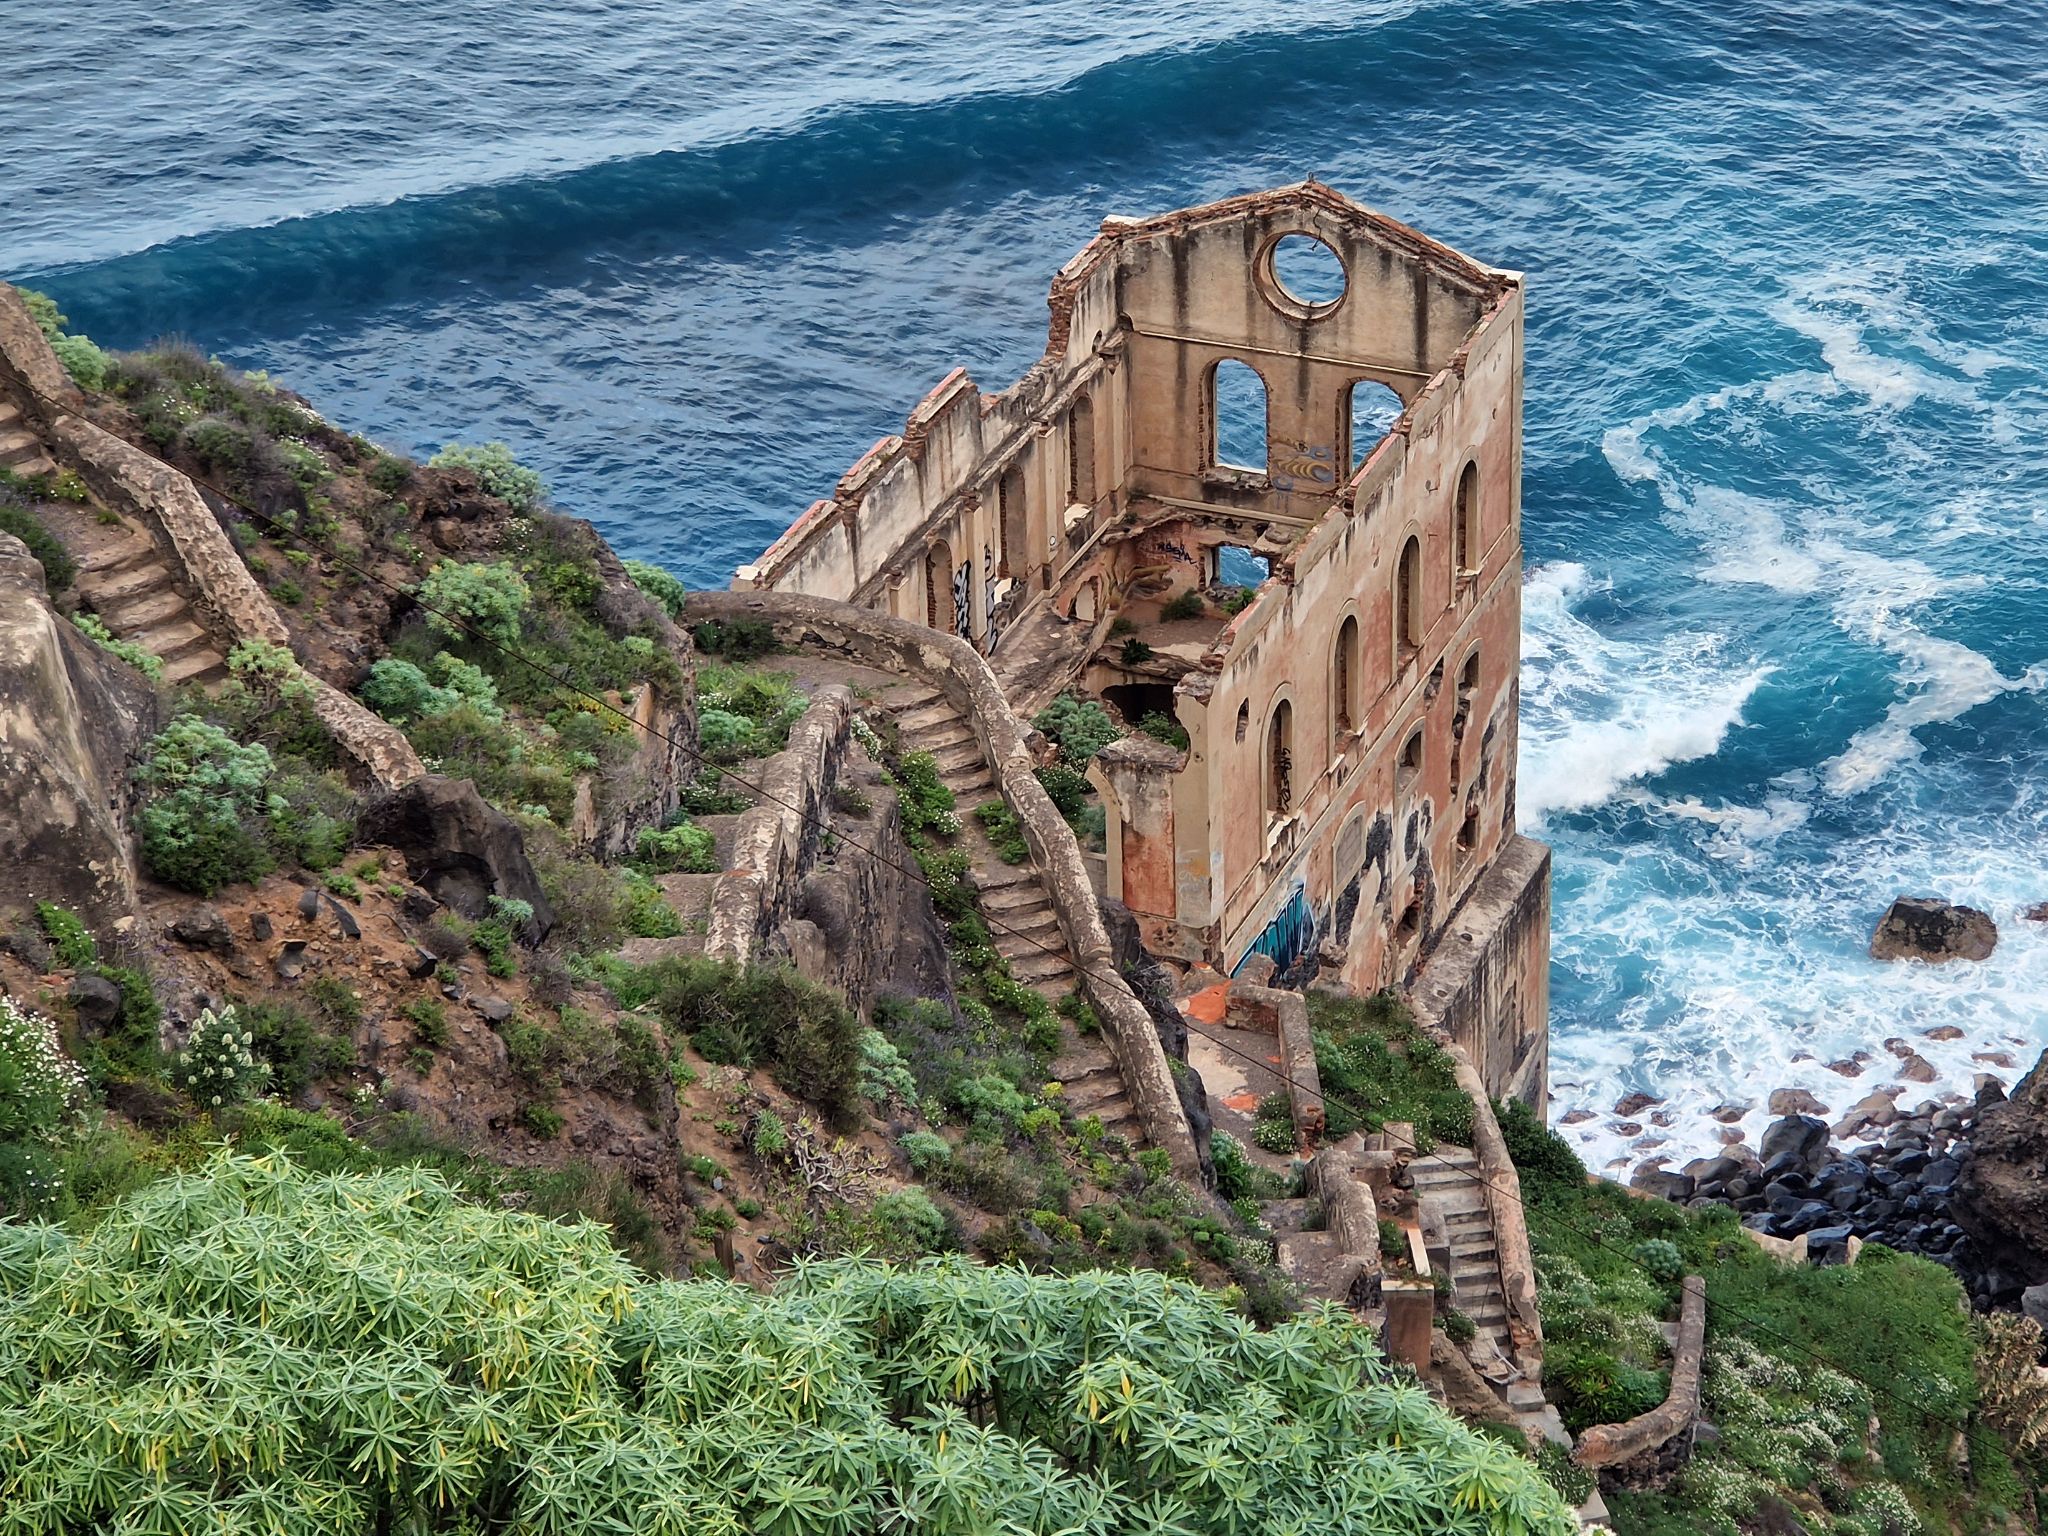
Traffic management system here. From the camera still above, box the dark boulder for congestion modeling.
[1760,1114,1830,1172]
[1630,1168,1695,1203]
[169,905,235,953]
[357,775,554,940]
[1954,1047,2048,1285]
[1870,895,1997,963]
[68,973,124,1034]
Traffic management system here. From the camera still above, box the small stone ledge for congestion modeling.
[1572,1274,1707,1471]
[687,589,1200,1179]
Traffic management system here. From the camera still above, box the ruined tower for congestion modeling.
[737,183,1550,1106]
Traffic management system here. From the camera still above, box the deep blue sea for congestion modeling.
[13,0,2048,1168]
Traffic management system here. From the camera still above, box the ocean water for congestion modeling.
[13,0,2048,1169]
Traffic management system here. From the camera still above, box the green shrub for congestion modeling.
[631,957,863,1126]
[1211,1130,1286,1204]
[1137,710,1189,750]
[1632,1238,1684,1283]
[1033,694,1122,762]
[1496,1095,1588,1198]
[624,559,688,618]
[367,453,412,494]
[34,903,97,969]
[858,1029,919,1109]
[69,613,162,679]
[1119,637,1153,665]
[133,718,276,894]
[1308,991,1471,1148]
[1217,585,1256,614]
[677,771,753,815]
[416,559,531,646]
[866,1187,948,1257]
[0,503,76,590]
[0,996,86,1216]
[241,999,353,1099]
[632,818,716,874]
[21,289,108,390]
[1535,1441,1593,1508]
[690,616,778,660]
[973,800,1030,863]
[1159,589,1206,621]
[1252,1092,1297,1154]
[1442,1308,1478,1345]
[428,440,547,512]
[898,1129,952,1172]
[1034,761,1093,819]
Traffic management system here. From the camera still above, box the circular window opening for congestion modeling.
[1269,233,1348,311]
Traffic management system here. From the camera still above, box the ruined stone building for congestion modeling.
[736,183,1550,1106]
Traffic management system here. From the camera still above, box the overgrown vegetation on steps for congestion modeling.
[1306,989,1474,1149]
[1499,1100,2047,1536]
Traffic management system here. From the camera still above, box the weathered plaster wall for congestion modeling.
[1407,833,1552,1109]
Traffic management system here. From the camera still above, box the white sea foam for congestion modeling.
[1518,563,1771,821]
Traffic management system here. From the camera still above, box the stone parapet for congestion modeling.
[1445,1040,1545,1372]
[1572,1274,1707,1470]
[1227,980,1325,1143]
[686,589,1200,1178]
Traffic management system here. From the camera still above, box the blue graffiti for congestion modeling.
[1235,885,1318,975]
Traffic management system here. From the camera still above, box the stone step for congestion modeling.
[1007,949,1075,985]
[81,558,174,604]
[1066,1077,1131,1119]
[655,871,722,917]
[161,648,227,686]
[1449,1234,1499,1260]
[929,739,986,776]
[908,718,977,754]
[991,908,1062,948]
[128,616,211,661]
[694,813,744,866]
[0,400,19,428]
[893,691,950,724]
[0,427,43,465]
[1504,1381,1548,1410]
[78,530,159,574]
[100,586,189,632]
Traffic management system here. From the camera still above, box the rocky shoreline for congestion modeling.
[1615,1049,2048,1315]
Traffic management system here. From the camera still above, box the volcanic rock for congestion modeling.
[1953,1048,2048,1286]
[169,906,235,953]
[1870,896,1997,963]
[1759,1114,1830,1172]
[1769,1088,1830,1116]
[357,775,554,939]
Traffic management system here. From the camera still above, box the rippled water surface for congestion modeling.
[13,0,2048,1167]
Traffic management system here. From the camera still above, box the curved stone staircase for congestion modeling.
[1,399,228,688]
[894,683,1145,1142]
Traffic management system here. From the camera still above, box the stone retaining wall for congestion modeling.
[1572,1274,1707,1471]
[703,686,854,967]
[1226,981,1325,1143]
[0,285,422,792]
[1307,1148,1385,1303]
[686,589,1201,1178]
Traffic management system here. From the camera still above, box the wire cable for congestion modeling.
[5,370,1977,1432]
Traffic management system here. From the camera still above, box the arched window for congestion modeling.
[1459,648,1480,702]
[1235,700,1250,743]
[998,463,1028,580]
[1348,380,1402,473]
[1267,700,1294,819]
[1454,459,1478,576]
[1396,535,1422,655]
[1332,616,1359,736]
[1212,360,1268,473]
[926,539,955,633]
[1398,726,1424,792]
[1069,394,1096,507]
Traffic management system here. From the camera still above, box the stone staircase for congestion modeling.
[0,398,229,688]
[72,517,228,687]
[0,398,55,477]
[894,683,1144,1142]
[1409,1146,1565,1440]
